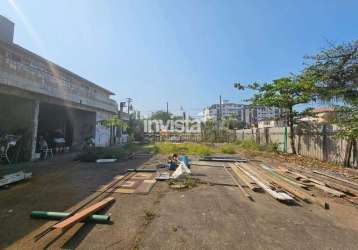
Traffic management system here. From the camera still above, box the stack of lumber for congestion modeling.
[228,161,358,210]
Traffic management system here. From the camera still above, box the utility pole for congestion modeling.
[219,95,222,123]
[218,95,222,140]
[181,106,186,133]
[183,111,186,133]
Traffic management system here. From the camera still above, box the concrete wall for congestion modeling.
[0,41,117,113]
[0,16,14,44]
[0,93,37,160]
[0,23,119,157]
[236,127,356,167]
[0,93,33,134]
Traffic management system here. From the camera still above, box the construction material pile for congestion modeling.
[200,158,358,210]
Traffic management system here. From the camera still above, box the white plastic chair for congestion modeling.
[40,146,53,160]
[0,143,10,163]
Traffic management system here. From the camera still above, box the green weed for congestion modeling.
[219,144,237,154]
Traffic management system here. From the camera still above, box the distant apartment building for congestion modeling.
[257,118,286,128]
[203,101,245,122]
[202,100,283,128]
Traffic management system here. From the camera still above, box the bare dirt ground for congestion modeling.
[1,153,358,250]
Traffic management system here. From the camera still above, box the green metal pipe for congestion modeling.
[127,168,157,172]
[30,211,110,224]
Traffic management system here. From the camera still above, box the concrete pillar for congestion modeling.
[30,100,40,161]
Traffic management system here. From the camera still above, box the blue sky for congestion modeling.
[1,0,357,117]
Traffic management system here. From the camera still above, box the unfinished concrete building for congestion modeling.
[0,15,118,161]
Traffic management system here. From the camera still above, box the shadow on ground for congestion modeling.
[0,154,151,249]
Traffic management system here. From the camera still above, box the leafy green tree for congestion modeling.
[303,39,358,166]
[99,115,128,130]
[303,39,357,103]
[235,76,315,154]
[201,120,217,142]
[223,116,246,130]
[150,111,172,123]
[127,118,144,141]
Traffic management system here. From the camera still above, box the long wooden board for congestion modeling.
[313,183,346,197]
[231,163,263,192]
[251,164,329,209]
[224,166,253,200]
[288,169,358,195]
[237,163,294,202]
[53,197,115,231]
[313,170,358,189]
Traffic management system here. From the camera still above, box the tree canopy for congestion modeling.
[234,39,357,164]
[235,76,315,154]
[244,77,315,108]
[98,115,128,129]
[303,39,358,103]
[150,111,172,122]
[303,39,358,166]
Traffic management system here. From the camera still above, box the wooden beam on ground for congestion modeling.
[251,165,329,209]
[324,181,358,196]
[344,197,358,206]
[53,197,115,231]
[288,168,358,196]
[313,171,358,190]
[231,163,263,192]
[237,163,294,202]
[312,183,346,197]
[259,164,312,189]
[224,166,253,201]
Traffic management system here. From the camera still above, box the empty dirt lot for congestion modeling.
[1,153,358,249]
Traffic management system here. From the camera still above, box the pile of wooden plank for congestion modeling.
[227,161,358,210]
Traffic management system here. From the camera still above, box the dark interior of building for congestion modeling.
[0,92,96,163]
[37,102,96,152]
[38,103,74,149]
[0,93,34,162]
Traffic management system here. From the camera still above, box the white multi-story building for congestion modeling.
[203,101,283,128]
[203,101,245,122]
